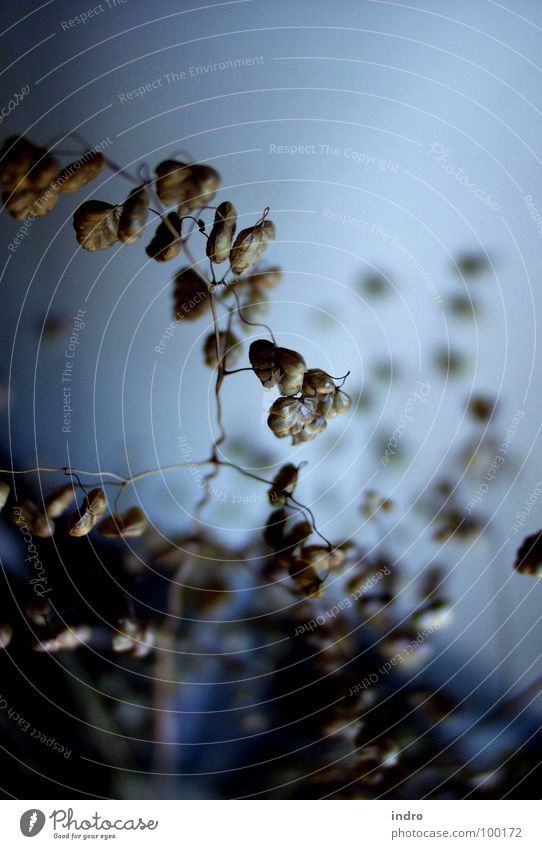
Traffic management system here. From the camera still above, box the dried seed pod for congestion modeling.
[3,185,59,219]
[275,347,307,396]
[240,285,269,324]
[0,482,9,512]
[155,159,191,205]
[515,531,542,577]
[284,520,312,549]
[203,330,242,370]
[268,464,298,506]
[67,488,107,537]
[33,625,91,653]
[0,624,13,650]
[25,598,50,626]
[112,617,154,658]
[177,164,220,214]
[98,506,148,539]
[245,266,282,290]
[329,389,351,418]
[468,395,496,422]
[229,219,276,275]
[146,212,182,262]
[118,185,149,244]
[264,508,288,548]
[288,549,331,597]
[0,135,59,191]
[249,339,277,388]
[301,544,345,573]
[73,200,120,250]
[56,150,105,193]
[44,484,76,518]
[291,412,327,444]
[172,267,210,321]
[268,396,317,438]
[411,599,453,630]
[206,201,237,263]
[302,369,335,397]
[11,500,55,538]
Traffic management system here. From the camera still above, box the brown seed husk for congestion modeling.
[118,185,149,244]
[249,339,276,388]
[0,482,10,512]
[3,185,59,220]
[44,484,76,518]
[155,159,191,205]
[73,200,120,250]
[68,488,107,537]
[268,464,298,505]
[172,267,210,321]
[11,500,55,538]
[56,151,105,193]
[98,507,148,538]
[515,531,542,577]
[206,201,237,263]
[146,212,182,262]
[229,219,275,275]
[0,135,59,191]
[203,330,242,369]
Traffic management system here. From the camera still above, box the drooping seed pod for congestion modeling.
[515,531,542,577]
[240,285,269,324]
[249,339,276,388]
[11,500,55,538]
[112,617,154,658]
[0,624,13,650]
[73,200,120,250]
[0,135,59,191]
[284,520,312,549]
[329,389,351,418]
[268,464,298,506]
[411,598,453,630]
[291,412,327,444]
[172,266,210,321]
[468,394,496,422]
[118,185,149,244]
[288,550,331,597]
[146,212,182,262]
[264,508,288,549]
[0,482,10,512]
[206,201,237,263]
[44,484,76,518]
[98,506,148,539]
[203,330,242,370]
[155,159,191,205]
[56,150,105,193]
[301,544,345,573]
[267,395,317,438]
[67,488,107,537]
[3,185,60,219]
[177,164,220,214]
[245,266,282,290]
[33,624,91,653]
[25,598,50,626]
[229,219,276,275]
[275,347,307,396]
[302,369,335,397]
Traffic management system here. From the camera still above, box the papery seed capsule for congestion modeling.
[112,617,154,658]
[3,185,59,220]
[146,212,182,262]
[98,506,148,539]
[0,482,10,512]
[240,285,269,324]
[68,488,107,537]
[275,347,307,396]
[25,598,50,626]
[302,369,335,397]
[118,185,149,244]
[268,396,316,438]
[268,464,298,506]
[177,164,220,215]
[0,135,59,191]
[44,484,76,518]
[203,330,242,370]
[245,266,282,290]
[411,599,453,630]
[33,624,91,653]
[515,530,542,577]
[155,159,191,205]
[292,412,327,444]
[56,150,105,193]
[11,500,55,538]
[284,520,312,549]
[249,339,277,388]
[329,389,351,417]
[73,200,120,250]
[172,267,211,321]
[288,558,326,597]
[206,201,237,263]
[0,624,13,649]
[229,219,275,275]
[264,508,288,548]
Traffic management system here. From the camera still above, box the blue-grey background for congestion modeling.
[1,0,542,729]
